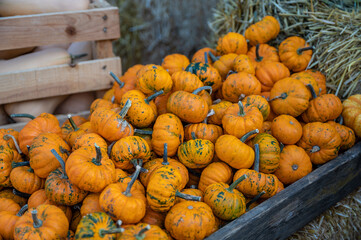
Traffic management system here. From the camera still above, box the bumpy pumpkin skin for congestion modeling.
[162,53,190,75]
[204,182,246,221]
[167,90,209,123]
[0,203,25,240]
[10,166,45,194]
[242,95,270,120]
[302,94,343,123]
[279,36,312,72]
[137,65,173,95]
[0,188,27,206]
[305,69,327,95]
[90,98,119,115]
[0,146,22,188]
[72,133,107,152]
[0,198,20,213]
[154,91,171,115]
[0,128,19,151]
[178,138,214,168]
[215,135,255,169]
[342,94,361,137]
[213,53,238,79]
[270,78,310,117]
[171,71,203,93]
[184,123,223,144]
[247,44,280,70]
[233,54,255,75]
[192,47,216,64]
[274,145,312,185]
[151,113,184,157]
[327,121,355,151]
[198,162,233,192]
[297,122,342,165]
[208,100,233,125]
[271,115,303,145]
[262,121,272,134]
[110,136,151,169]
[65,121,95,148]
[121,223,169,240]
[222,72,262,102]
[18,113,62,155]
[291,71,320,98]
[74,212,118,240]
[185,62,222,91]
[251,133,280,174]
[216,32,248,55]
[165,201,216,240]
[256,61,290,91]
[29,133,71,178]
[14,205,69,240]
[245,16,280,46]
[80,193,101,216]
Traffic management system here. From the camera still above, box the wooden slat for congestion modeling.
[0,57,121,104]
[0,7,120,51]
[92,40,115,59]
[207,141,361,240]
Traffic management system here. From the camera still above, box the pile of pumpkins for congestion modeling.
[0,15,360,240]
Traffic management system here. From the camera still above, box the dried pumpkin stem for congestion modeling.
[297,46,314,55]
[227,174,247,192]
[192,86,213,95]
[130,159,148,173]
[119,99,132,119]
[208,51,219,62]
[240,129,259,143]
[306,84,318,99]
[203,109,215,124]
[254,144,260,172]
[255,44,263,62]
[226,70,236,78]
[292,164,299,171]
[99,228,124,237]
[213,99,222,104]
[136,225,151,240]
[107,141,116,156]
[237,101,245,116]
[190,185,197,189]
[337,115,344,125]
[162,143,169,165]
[123,165,142,197]
[51,149,68,179]
[60,146,70,156]
[31,210,43,228]
[204,52,209,64]
[191,132,197,140]
[246,191,265,211]
[12,161,30,168]
[10,113,35,120]
[310,145,321,153]
[13,189,31,198]
[269,93,287,102]
[111,96,115,104]
[92,144,102,166]
[145,90,164,104]
[109,71,125,88]
[116,220,123,228]
[3,134,22,155]
[175,190,201,201]
[280,142,284,153]
[67,114,79,131]
[134,129,153,135]
[16,204,28,217]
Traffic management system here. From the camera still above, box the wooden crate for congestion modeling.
[0,0,120,105]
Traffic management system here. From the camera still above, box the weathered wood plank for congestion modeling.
[0,57,120,104]
[0,7,120,51]
[207,141,361,240]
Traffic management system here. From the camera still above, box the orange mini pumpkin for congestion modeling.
[137,65,173,95]
[233,54,255,75]
[162,53,190,75]
[342,94,361,137]
[198,162,233,192]
[171,71,203,93]
[242,95,270,121]
[185,60,222,91]
[247,44,280,70]
[291,71,320,98]
[208,100,233,125]
[256,61,290,92]
[305,69,327,95]
[327,121,355,151]
[245,16,280,46]
[216,32,248,55]
[222,72,261,102]
[271,115,303,145]
[192,47,216,64]
[211,53,239,79]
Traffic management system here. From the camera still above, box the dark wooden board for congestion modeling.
[207,141,361,240]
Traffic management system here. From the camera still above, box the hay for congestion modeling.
[208,0,361,98]
[289,186,361,240]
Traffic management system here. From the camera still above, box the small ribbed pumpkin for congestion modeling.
[247,44,280,70]
[216,32,248,55]
[327,121,355,151]
[137,65,173,95]
[162,53,190,75]
[342,94,361,137]
[222,72,261,102]
[198,162,233,192]
[271,115,303,145]
[245,16,280,46]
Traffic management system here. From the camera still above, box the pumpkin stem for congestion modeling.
[292,164,299,171]
[16,204,28,217]
[310,145,321,153]
[204,52,209,64]
[13,189,31,198]
[99,228,124,237]
[162,143,169,165]
[131,159,148,173]
[111,96,115,104]
[203,109,215,124]
[10,113,35,120]
[237,101,246,116]
[123,165,142,197]
[12,161,30,168]
[213,99,222,104]
[226,70,236,78]
[51,149,68,179]
[110,71,125,88]
[306,84,318,99]
[297,46,314,55]
[192,86,212,96]
[92,144,102,166]
[3,134,23,155]
[227,174,247,192]
[60,146,70,156]
[136,225,151,240]
[254,144,260,172]
[190,185,197,189]
[134,129,153,135]
[208,51,219,62]
[67,114,79,131]
[280,142,284,153]
[269,93,287,102]
[31,210,43,228]
[255,44,263,62]
[191,132,197,140]
[246,191,265,211]
[336,115,344,125]
[119,99,132,119]
[107,141,116,157]
[175,190,201,201]
[116,220,123,228]
[240,129,259,143]
[144,90,164,104]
